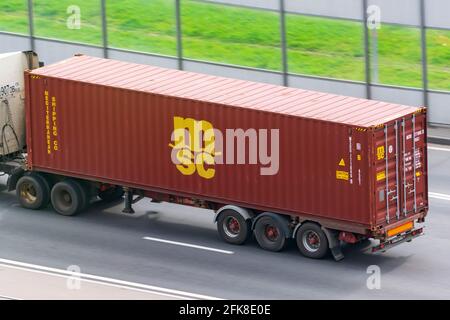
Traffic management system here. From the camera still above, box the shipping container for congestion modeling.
[18,55,427,260]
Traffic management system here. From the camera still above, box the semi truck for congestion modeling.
[0,51,428,261]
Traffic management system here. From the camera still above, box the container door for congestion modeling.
[374,123,401,224]
[399,114,427,216]
[374,113,427,226]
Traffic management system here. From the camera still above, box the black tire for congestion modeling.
[77,180,91,210]
[217,209,251,245]
[254,215,287,252]
[51,179,86,216]
[98,186,124,202]
[296,222,329,259]
[16,173,50,210]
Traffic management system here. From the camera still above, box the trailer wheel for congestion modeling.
[254,216,287,252]
[98,186,124,202]
[217,209,251,245]
[16,173,50,210]
[51,180,86,216]
[296,223,329,259]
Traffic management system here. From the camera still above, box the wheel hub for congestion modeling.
[223,217,240,238]
[20,182,37,204]
[265,225,279,241]
[62,191,72,204]
[303,230,321,252]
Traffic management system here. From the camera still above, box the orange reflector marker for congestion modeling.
[387,221,414,237]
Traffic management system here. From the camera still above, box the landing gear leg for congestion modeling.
[122,187,135,214]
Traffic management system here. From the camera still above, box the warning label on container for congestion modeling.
[376,171,386,181]
[338,158,345,166]
[336,170,349,181]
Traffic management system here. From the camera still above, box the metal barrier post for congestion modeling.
[279,0,288,86]
[419,0,429,109]
[175,0,183,70]
[27,0,35,52]
[362,0,371,100]
[101,0,108,58]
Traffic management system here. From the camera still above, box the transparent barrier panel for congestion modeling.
[107,49,178,69]
[427,29,450,92]
[182,0,281,71]
[0,0,28,34]
[286,0,362,21]
[107,0,176,56]
[289,74,367,98]
[428,91,450,125]
[287,14,364,81]
[183,60,283,85]
[369,24,422,88]
[202,0,279,11]
[34,39,103,65]
[33,0,102,45]
[367,0,420,26]
[371,85,423,107]
[425,0,450,29]
[0,33,30,53]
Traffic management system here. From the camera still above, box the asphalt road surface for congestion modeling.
[0,144,449,299]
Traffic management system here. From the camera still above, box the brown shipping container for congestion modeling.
[25,55,428,236]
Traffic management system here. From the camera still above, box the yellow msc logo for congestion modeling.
[376,146,385,160]
[169,116,216,179]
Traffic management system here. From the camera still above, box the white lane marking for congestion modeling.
[143,236,234,255]
[0,258,221,300]
[429,192,450,201]
[428,146,450,152]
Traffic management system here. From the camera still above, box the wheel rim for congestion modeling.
[223,216,240,238]
[302,230,321,252]
[57,190,73,210]
[19,182,37,204]
[264,224,279,242]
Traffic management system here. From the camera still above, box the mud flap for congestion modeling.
[322,227,344,261]
[6,167,24,191]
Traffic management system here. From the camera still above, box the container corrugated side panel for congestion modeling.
[27,74,374,230]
